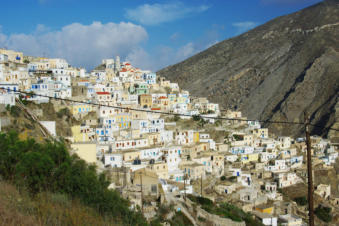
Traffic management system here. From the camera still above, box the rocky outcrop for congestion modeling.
[158,0,339,137]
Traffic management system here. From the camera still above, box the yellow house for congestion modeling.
[71,142,97,164]
[139,94,152,108]
[241,153,259,164]
[70,104,93,116]
[114,113,131,129]
[255,204,274,214]
[193,132,200,143]
[71,125,95,142]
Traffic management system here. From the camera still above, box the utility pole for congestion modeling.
[140,172,144,214]
[304,112,314,226]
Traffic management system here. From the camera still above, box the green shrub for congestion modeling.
[187,194,213,207]
[315,205,332,223]
[220,176,226,181]
[192,115,201,121]
[233,134,243,141]
[0,131,147,225]
[294,196,307,206]
[188,196,263,226]
[10,106,21,117]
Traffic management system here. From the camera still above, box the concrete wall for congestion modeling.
[39,121,56,136]
[71,143,97,164]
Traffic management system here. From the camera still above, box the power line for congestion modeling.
[1,87,338,132]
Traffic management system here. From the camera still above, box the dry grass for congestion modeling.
[0,181,37,226]
[0,181,117,226]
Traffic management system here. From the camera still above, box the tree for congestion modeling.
[16,151,54,194]
[192,115,201,121]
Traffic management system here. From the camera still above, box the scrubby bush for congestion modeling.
[233,134,243,141]
[294,196,307,206]
[56,107,71,118]
[315,205,332,223]
[187,194,263,226]
[9,106,21,117]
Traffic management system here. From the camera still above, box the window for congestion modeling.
[151,185,157,193]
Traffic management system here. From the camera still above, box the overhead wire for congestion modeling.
[1,87,338,132]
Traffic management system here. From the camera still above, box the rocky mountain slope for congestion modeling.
[158,0,339,138]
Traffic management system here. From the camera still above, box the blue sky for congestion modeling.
[0,0,322,71]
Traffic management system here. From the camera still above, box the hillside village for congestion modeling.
[0,48,338,226]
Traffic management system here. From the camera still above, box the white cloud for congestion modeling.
[232,21,258,35]
[128,37,220,72]
[125,2,210,26]
[125,43,198,71]
[0,21,148,70]
[0,22,222,72]
[125,48,153,70]
[126,25,222,71]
